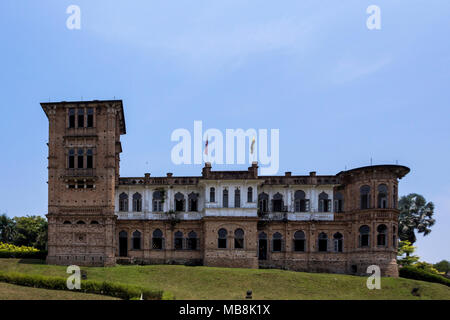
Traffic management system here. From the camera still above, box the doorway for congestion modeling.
[258,232,268,260]
[119,231,128,257]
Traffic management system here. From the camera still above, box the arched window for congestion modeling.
[360,185,371,209]
[293,230,306,252]
[174,231,183,250]
[90,220,99,225]
[133,193,142,212]
[188,192,198,212]
[272,232,283,252]
[152,229,164,250]
[223,189,229,208]
[76,220,85,225]
[187,231,198,250]
[119,193,128,212]
[334,192,344,213]
[63,220,71,225]
[359,225,370,247]
[234,188,241,208]
[175,192,185,212]
[333,232,343,252]
[272,193,283,212]
[210,187,215,202]
[377,224,388,246]
[247,187,253,203]
[218,228,227,248]
[294,190,309,212]
[132,230,141,250]
[234,229,244,249]
[377,184,388,208]
[258,193,269,214]
[152,191,163,212]
[318,192,331,212]
[318,232,328,252]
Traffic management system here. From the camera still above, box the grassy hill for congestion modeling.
[0,259,449,300]
[0,282,117,300]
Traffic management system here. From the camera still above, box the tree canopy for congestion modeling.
[398,193,435,244]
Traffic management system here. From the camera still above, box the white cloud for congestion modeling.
[330,57,392,84]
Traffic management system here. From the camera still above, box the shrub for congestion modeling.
[399,266,450,287]
[0,271,167,300]
[0,242,47,259]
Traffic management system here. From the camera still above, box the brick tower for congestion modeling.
[41,100,126,266]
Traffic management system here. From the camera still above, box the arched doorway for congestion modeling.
[119,231,128,257]
[258,232,267,260]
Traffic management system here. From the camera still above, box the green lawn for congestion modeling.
[0,259,449,300]
[0,282,117,300]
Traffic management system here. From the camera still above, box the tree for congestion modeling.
[398,193,435,244]
[0,213,16,243]
[434,260,450,273]
[12,216,48,250]
[397,240,420,267]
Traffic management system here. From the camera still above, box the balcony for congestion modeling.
[65,168,96,177]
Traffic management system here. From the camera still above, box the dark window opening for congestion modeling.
[234,189,240,208]
[359,225,370,247]
[272,232,283,252]
[63,221,71,225]
[377,184,388,208]
[247,187,253,202]
[77,109,84,128]
[86,149,93,169]
[152,191,163,212]
[68,149,75,169]
[133,193,142,212]
[334,192,344,213]
[258,193,269,214]
[377,224,387,246]
[87,108,94,128]
[318,192,331,212]
[318,233,328,252]
[76,220,85,225]
[188,193,198,212]
[272,193,283,212]
[293,231,305,252]
[210,187,215,202]
[90,220,99,225]
[77,149,84,168]
[223,189,228,208]
[175,192,185,212]
[234,229,244,249]
[174,231,183,250]
[119,193,128,212]
[333,232,343,252]
[187,231,198,250]
[360,185,371,209]
[152,229,164,250]
[218,228,227,249]
[68,108,75,128]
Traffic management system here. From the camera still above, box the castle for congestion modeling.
[41,100,409,276]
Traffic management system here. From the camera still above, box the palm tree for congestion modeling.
[398,193,435,244]
[0,214,16,243]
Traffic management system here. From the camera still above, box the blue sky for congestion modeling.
[0,1,449,262]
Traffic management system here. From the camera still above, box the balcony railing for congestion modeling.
[65,168,96,177]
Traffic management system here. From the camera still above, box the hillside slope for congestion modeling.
[0,259,449,300]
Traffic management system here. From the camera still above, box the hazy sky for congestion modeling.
[0,1,449,262]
